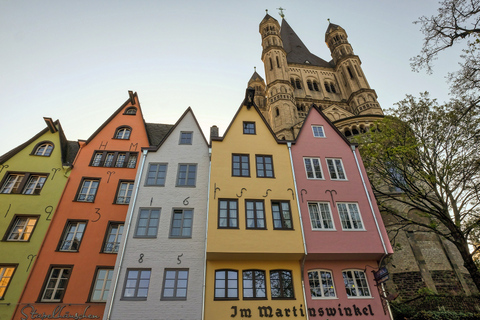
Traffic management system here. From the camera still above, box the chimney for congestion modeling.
[210,125,219,140]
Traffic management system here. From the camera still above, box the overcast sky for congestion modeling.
[0,0,463,155]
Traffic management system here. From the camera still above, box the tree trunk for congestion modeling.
[454,236,480,292]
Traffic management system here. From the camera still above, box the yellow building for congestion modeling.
[205,89,307,319]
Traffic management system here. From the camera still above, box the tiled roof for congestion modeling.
[145,123,174,147]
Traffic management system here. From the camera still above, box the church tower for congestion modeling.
[254,12,384,139]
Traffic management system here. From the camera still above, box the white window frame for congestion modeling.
[311,125,325,138]
[326,158,347,180]
[23,175,47,195]
[59,221,87,251]
[7,216,38,241]
[90,268,113,302]
[115,127,131,139]
[337,203,364,230]
[116,181,134,204]
[77,179,99,202]
[103,223,123,253]
[41,267,71,302]
[308,202,335,230]
[342,269,371,298]
[304,157,324,179]
[308,269,336,299]
[34,143,54,156]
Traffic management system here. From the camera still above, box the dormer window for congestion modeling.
[33,142,54,157]
[124,107,137,115]
[114,127,131,140]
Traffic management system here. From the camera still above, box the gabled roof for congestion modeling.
[295,104,353,147]
[145,123,174,147]
[280,19,332,68]
[0,118,79,166]
[212,88,289,144]
[147,107,208,151]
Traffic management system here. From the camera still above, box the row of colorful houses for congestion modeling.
[0,89,393,320]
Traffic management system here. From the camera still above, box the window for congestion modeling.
[304,158,323,179]
[34,142,54,156]
[103,223,123,253]
[243,122,256,134]
[308,203,334,230]
[124,107,137,115]
[245,200,265,229]
[218,199,238,228]
[170,209,193,238]
[161,269,189,300]
[347,66,354,79]
[145,163,167,186]
[114,127,131,139]
[312,125,325,138]
[232,154,250,177]
[215,270,238,299]
[179,131,193,145]
[337,203,364,230]
[176,164,197,187]
[324,82,331,93]
[295,79,302,89]
[0,173,47,195]
[135,208,160,238]
[342,270,370,297]
[0,266,15,299]
[243,270,266,299]
[122,269,151,300]
[270,270,294,299]
[271,201,293,230]
[326,158,346,180]
[6,216,38,241]
[76,179,100,202]
[90,268,113,302]
[307,80,313,90]
[41,267,71,302]
[59,221,87,252]
[255,155,274,178]
[90,151,138,168]
[116,181,134,204]
[308,270,336,298]
[313,81,320,91]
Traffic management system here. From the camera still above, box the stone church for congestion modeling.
[249,11,476,298]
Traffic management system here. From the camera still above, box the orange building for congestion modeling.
[13,92,171,320]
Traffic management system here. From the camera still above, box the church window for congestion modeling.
[313,81,319,91]
[344,130,352,137]
[352,127,359,135]
[269,58,273,70]
[275,108,280,117]
[276,57,280,68]
[347,66,354,79]
[295,79,302,89]
[324,82,331,93]
[330,84,336,93]
[290,78,295,87]
[307,80,313,91]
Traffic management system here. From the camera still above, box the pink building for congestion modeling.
[291,106,393,319]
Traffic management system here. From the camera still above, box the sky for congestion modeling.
[0,0,464,155]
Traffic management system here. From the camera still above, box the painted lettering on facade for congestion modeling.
[230,304,375,318]
[20,304,100,320]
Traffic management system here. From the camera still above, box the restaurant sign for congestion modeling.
[20,304,100,320]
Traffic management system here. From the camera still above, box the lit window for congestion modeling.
[270,270,294,299]
[41,267,71,302]
[0,266,15,299]
[243,122,256,134]
[170,209,193,238]
[218,199,238,229]
[179,132,193,145]
[91,268,113,302]
[245,200,265,229]
[312,125,325,138]
[0,173,47,195]
[308,270,336,298]
[337,203,364,230]
[255,155,274,178]
[176,164,197,187]
[103,223,123,253]
[308,202,334,230]
[34,143,54,156]
[232,154,250,177]
[326,158,346,180]
[271,201,292,230]
[161,269,189,300]
[135,208,160,238]
[76,179,100,202]
[6,216,38,241]
[59,221,86,252]
[304,158,323,179]
[146,163,167,186]
[122,269,151,300]
[215,270,238,299]
[115,127,131,139]
[342,270,370,297]
[116,181,134,204]
[243,270,266,299]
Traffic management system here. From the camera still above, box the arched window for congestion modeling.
[124,107,137,115]
[276,56,280,68]
[344,130,352,137]
[295,79,302,89]
[269,58,273,70]
[115,127,131,140]
[33,142,54,156]
[275,108,280,117]
[347,66,354,79]
[352,127,359,135]
[330,83,336,93]
[313,81,319,91]
[307,80,313,91]
[290,78,295,87]
[324,82,331,93]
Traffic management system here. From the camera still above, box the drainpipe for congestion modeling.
[287,142,309,320]
[106,148,148,320]
[201,147,212,320]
